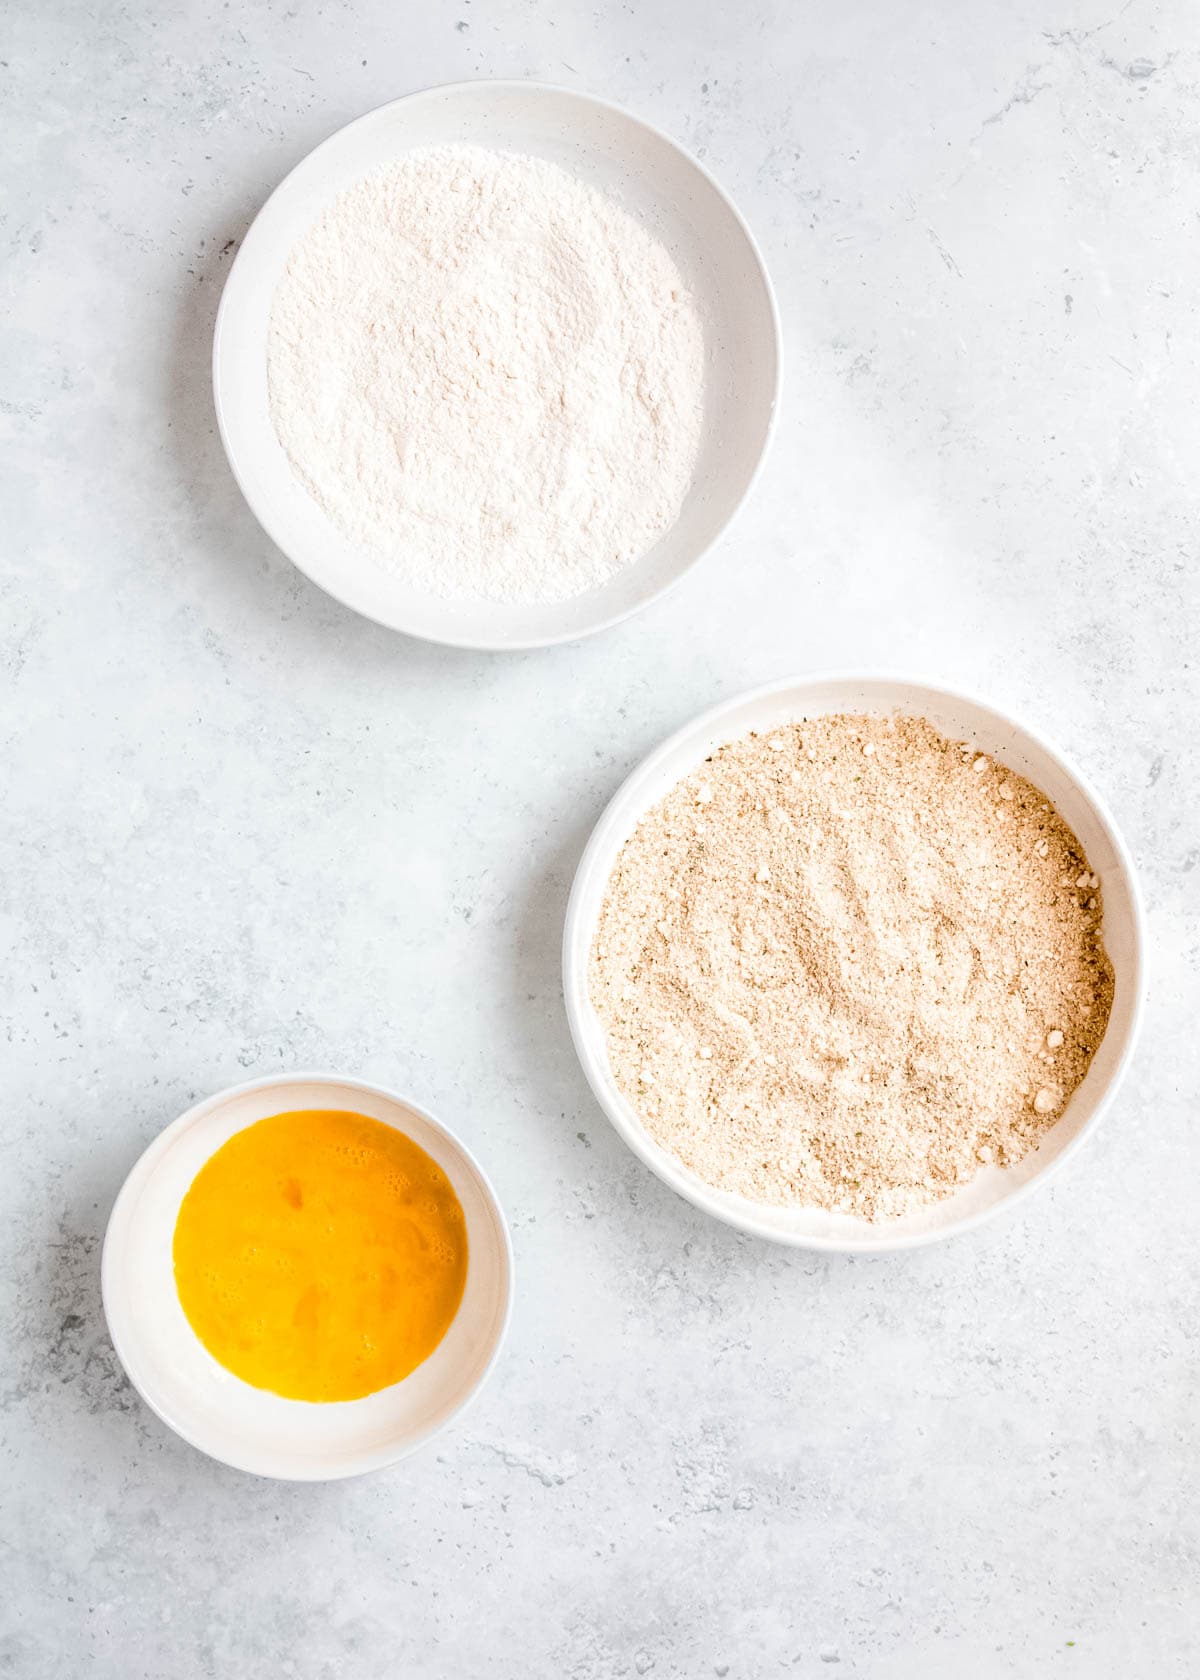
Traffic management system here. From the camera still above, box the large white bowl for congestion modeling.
[213,81,780,649]
[102,1073,513,1479]
[563,675,1146,1253]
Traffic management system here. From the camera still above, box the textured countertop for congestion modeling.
[4,1,1198,1674]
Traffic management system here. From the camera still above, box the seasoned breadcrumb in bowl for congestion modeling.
[563,674,1145,1252]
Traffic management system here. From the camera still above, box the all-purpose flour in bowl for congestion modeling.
[266,145,706,604]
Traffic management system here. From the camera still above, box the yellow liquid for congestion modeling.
[173,1108,468,1402]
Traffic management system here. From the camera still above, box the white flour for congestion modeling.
[267,146,706,603]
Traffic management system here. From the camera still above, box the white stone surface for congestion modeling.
[3,0,1198,1674]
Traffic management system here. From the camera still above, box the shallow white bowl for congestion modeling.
[102,1073,513,1479]
[213,80,780,650]
[563,674,1146,1253]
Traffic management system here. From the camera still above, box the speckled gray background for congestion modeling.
[4,0,1199,1674]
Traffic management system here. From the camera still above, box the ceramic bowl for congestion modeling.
[562,673,1146,1252]
[213,80,780,650]
[102,1073,513,1478]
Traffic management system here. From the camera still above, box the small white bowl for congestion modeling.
[102,1073,513,1479]
[213,80,780,650]
[563,674,1146,1253]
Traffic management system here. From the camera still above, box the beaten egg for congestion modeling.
[173,1108,468,1402]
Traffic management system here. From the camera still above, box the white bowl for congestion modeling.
[213,81,780,650]
[102,1073,513,1479]
[563,674,1146,1253]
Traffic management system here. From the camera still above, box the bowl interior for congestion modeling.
[564,677,1144,1250]
[103,1075,512,1478]
[214,82,779,648]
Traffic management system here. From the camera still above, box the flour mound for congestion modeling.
[267,146,706,604]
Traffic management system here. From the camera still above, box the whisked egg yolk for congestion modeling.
[172,1108,468,1402]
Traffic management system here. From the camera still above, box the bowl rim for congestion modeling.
[101,1070,515,1479]
[562,669,1148,1254]
[212,78,783,652]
